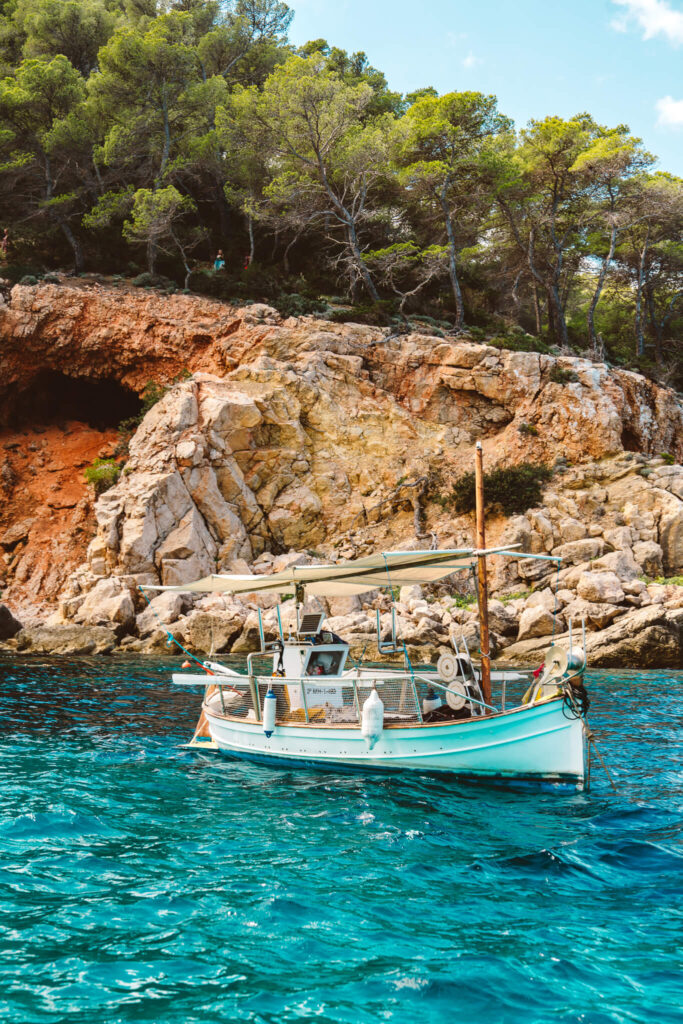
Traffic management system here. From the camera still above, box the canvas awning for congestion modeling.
[143,548,488,598]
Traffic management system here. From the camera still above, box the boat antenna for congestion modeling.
[475,442,492,708]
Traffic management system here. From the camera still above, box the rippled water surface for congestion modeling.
[0,657,681,1023]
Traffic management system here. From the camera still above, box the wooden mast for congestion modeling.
[475,442,492,708]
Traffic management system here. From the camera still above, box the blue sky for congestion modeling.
[289,0,683,175]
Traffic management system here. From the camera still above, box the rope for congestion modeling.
[138,586,215,675]
[551,560,561,639]
[586,728,618,792]
[561,673,617,792]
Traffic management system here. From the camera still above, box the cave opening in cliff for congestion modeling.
[8,372,143,430]
[621,427,640,452]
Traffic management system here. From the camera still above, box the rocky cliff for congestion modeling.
[1,277,681,666]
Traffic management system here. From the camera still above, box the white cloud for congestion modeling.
[462,52,480,69]
[612,0,683,45]
[656,94,683,125]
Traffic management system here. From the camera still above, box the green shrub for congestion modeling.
[132,271,175,289]
[1,263,42,284]
[549,364,580,384]
[452,462,553,516]
[489,334,551,355]
[274,293,327,318]
[43,272,61,284]
[660,452,675,465]
[327,301,396,326]
[451,593,477,609]
[84,457,120,495]
[19,274,39,286]
[518,422,539,437]
[499,590,532,605]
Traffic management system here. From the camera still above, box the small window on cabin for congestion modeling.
[305,650,345,677]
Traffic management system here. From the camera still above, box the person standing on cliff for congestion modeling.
[214,249,225,270]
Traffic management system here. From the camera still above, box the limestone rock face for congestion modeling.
[0,281,680,671]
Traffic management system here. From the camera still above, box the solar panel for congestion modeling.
[298,612,324,635]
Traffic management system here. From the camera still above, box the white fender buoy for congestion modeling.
[263,687,277,737]
[445,680,468,711]
[361,688,384,749]
[422,687,442,714]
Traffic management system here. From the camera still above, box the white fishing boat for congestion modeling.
[147,446,596,789]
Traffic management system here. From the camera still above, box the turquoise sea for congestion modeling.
[0,657,681,1024]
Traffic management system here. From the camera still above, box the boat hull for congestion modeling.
[205,697,586,786]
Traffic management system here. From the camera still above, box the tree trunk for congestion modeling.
[635,231,650,358]
[442,202,465,330]
[587,225,617,351]
[60,222,84,273]
[645,285,662,363]
[147,239,156,276]
[247,212,255,265]
[533,280,542,335]
[549,281,569,348]
[215,181,231,245]
[346,220,379,302]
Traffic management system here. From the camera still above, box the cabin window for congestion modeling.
[304,648,346,677]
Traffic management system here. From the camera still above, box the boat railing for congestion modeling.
[191,669,497,727]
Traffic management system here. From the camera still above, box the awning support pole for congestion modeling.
[475,442,492,709]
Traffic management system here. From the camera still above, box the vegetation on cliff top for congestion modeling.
[0,1,681,385]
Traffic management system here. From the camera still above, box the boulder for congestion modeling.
[590,548,640,581]
[327,594,362,616]
[136,591,186,636]
[659,509,683,574]
[487,599,518,637]
[524,588,558,612]
[649,464,683,500]
[577,571,625,605]
[186,610,245,653]
[585,605,682,668]
[399,585,422,605]
[603,526,635,550]
[231,610,273,653]
[557,518,587,543]
[0,603,22,640]
[552,538,605,565]
[564,598,624,630]
[74,578,136,632]
[527,511,554,552]
[1,519,33,550]
[499,604,681,669]
[517,606,561,641]
[632,540,664,576]
[14,624,117,655]
[518,556,554,583]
